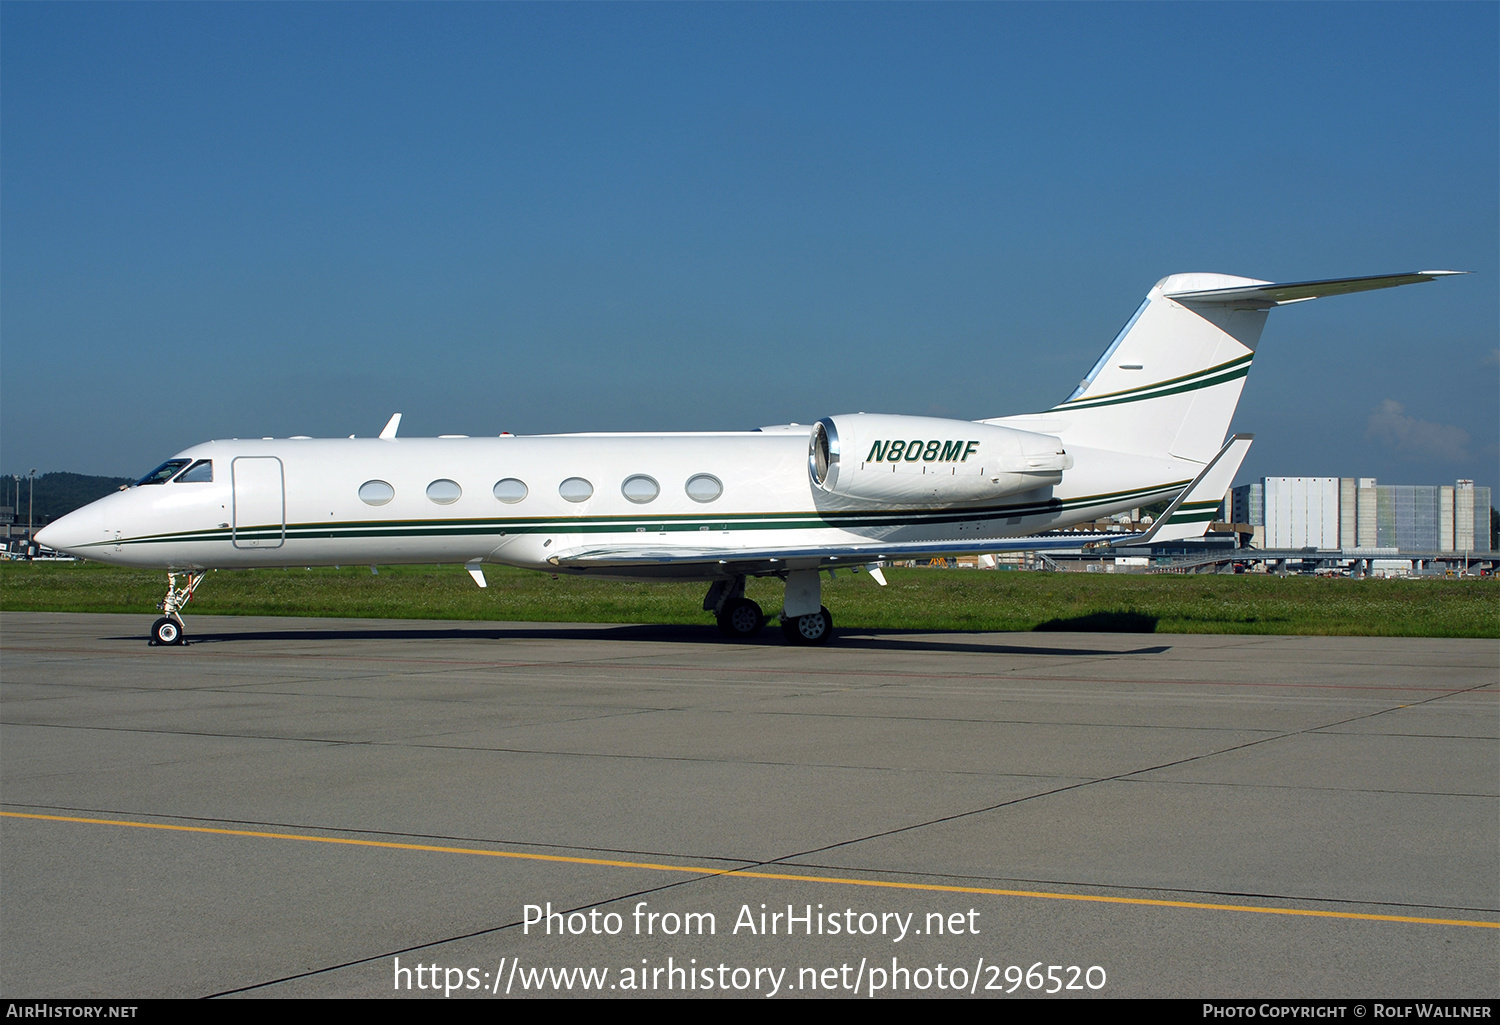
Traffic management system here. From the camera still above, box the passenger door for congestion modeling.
[231,457,285,549]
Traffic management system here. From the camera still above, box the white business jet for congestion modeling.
[37,271,1461,646]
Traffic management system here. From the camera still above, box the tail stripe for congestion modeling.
[1055,353,1253,411]
[1162,500,1224,525]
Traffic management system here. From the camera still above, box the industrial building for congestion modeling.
[1226,478,1491,553]
[931,476,1497,577]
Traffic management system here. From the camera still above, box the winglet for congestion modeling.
[1095,434,1253,548]
[379,413,402,439]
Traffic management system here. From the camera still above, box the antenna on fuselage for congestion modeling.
[379,413,402,439]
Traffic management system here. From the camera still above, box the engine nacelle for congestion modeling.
[809,413,1072,507]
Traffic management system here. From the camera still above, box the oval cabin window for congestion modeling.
[426,479,462,505]
[685,474,723,503]
[358,480,395,506]
[493,478,528,504]
[621,475,660,504]
[559,477,594,503]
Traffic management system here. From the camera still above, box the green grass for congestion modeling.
[2,560,1496,637]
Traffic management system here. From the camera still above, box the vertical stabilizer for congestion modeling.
[1044,273,1270,463]
[1005,270,1463,465]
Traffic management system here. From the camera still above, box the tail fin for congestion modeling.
[1024,270,1463,464]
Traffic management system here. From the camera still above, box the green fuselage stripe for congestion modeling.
[83,481,1192,550]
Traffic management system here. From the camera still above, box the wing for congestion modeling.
[546,532,1124,574]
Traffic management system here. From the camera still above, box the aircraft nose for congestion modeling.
[34,505,103,556]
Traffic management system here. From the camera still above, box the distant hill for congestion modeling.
[1,472,134,528]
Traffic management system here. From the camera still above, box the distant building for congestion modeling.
[1265,477,1340,549]
[1229,483,1262,528]
[1228,478,1491,553]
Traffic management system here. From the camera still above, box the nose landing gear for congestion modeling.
[150,617,183,645]
[150,571,205,646]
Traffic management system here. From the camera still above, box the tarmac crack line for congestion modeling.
[204,872,715,998]
[735,679,1500,875]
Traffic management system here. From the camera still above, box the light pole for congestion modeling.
[27,469,36,555]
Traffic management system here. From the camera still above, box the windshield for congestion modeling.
[176,459,213,483]
[134,459,191,486]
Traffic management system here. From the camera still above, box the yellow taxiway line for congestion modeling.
[5,810,1494,930]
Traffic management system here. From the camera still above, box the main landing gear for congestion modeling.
[150,571,205,646]
[705,576,766,640]
[777,568,833,646]
[780,606,833,646]
[703,570,835,646]
[719,597,766,639]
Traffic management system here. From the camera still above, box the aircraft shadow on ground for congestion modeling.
[106,621,1171,657]
[1032,611,1160,633]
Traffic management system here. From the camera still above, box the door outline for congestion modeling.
[232,457,286,549]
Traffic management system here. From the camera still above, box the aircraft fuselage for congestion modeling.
[47,430,1191,577]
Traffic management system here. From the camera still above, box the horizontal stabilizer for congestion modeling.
[1096,433,1253,548]
[1165,271,1465,307]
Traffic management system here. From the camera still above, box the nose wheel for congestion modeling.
[150,617,184,646]
[150,571,205,646]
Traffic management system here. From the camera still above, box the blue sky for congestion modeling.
[3,3,1496,495]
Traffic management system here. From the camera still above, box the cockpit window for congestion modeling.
[135,459,191,486]
[176,460,213,483]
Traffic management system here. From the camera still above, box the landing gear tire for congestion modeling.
[781,606,833,646]
[152,572,204,648]
[150,617,183,646]
[717,598,765,640]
